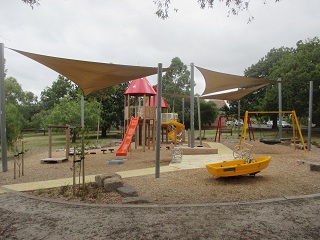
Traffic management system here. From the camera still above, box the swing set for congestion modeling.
[214,115,255,142]
[240,110,306,151]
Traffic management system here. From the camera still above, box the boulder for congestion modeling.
[103,178,123,192]
[95,174,113,187]
[112,173,122,179]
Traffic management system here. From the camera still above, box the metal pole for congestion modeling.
[190,63,195,148]
[182,98,185,125]
[237,100,241,138]
[197,96,202,146]
[155,63,162,178]
[182,98,185,142]
[0,43,7,172]
[81,96,85,128]
[307,81,313,151]
[278,79,282,139]
[81,96,85,187]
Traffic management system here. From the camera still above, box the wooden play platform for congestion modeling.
[41,157,68,164]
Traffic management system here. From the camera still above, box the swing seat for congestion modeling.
[260,139,281,145]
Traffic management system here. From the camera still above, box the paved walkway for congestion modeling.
[1,142,233,192]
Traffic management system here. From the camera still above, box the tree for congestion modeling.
[238,37,320,127]
[21,0,281,22]
[5,103,23,151]
[40,75,79,111]
[22,0,40,8]
[196,100,219,138]
[87,83,128,137]
[4,76,40,129]
[161,57,191,122]
[154,0,281,21]
[32,96,100,142]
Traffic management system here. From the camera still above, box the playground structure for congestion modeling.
[240,110,307,151]
[41,125,70,163]
[119,78,157,156]
[214,115,254,142]
[161,113,185,143]
[116,116,140,156]
[117,78,186,156]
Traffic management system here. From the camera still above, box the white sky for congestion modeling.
[1,0,319,97]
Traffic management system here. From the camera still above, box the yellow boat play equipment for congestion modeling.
[206,156,271,177]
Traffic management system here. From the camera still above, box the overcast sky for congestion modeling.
[1,0,319,97]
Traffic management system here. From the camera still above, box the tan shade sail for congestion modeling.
[11,48,169,96]
[200,84,269,101]
[196,66,275,95]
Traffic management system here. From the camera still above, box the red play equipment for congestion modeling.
[116,116,139,156]
[118,77,158,156]
[214,115,255,142]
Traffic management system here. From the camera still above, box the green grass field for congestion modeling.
[1,126,319,161]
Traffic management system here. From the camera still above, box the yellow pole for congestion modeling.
[293,111,306,151]
[239,111,249,144]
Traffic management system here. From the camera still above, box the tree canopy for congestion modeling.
[22,0,39,8]
[229,37,320,126]
[154,0,281,20]
[22,0,281,22]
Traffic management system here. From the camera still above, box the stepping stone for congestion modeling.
[117,186,138,197]
[106,159,127,165]
[103,178,123,192]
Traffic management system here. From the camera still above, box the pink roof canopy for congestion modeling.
[124,77,156,96]
[145,86,169,108]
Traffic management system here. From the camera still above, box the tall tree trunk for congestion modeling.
[101,126,107,138]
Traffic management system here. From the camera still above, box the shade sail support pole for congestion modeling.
[197,96,202,146]
[155,63,162,178]
[307,81,313,151]
[190,63,195,148]
[0,43,7,172]
[278,79,282,139]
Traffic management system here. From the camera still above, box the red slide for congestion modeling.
[116,116,139,156]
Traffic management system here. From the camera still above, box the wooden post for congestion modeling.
[81,129,85,189]
[188,129,191,147]
[134,97,138,149]
[73,146,76,196]
[22,141,24,176]
[13,154,16,179]
[123,95,126,139]
[66,125,70,160]
[48,126,52,158]
[148,123,151,149]
[152,120,155,151]
[143,94,146,152]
